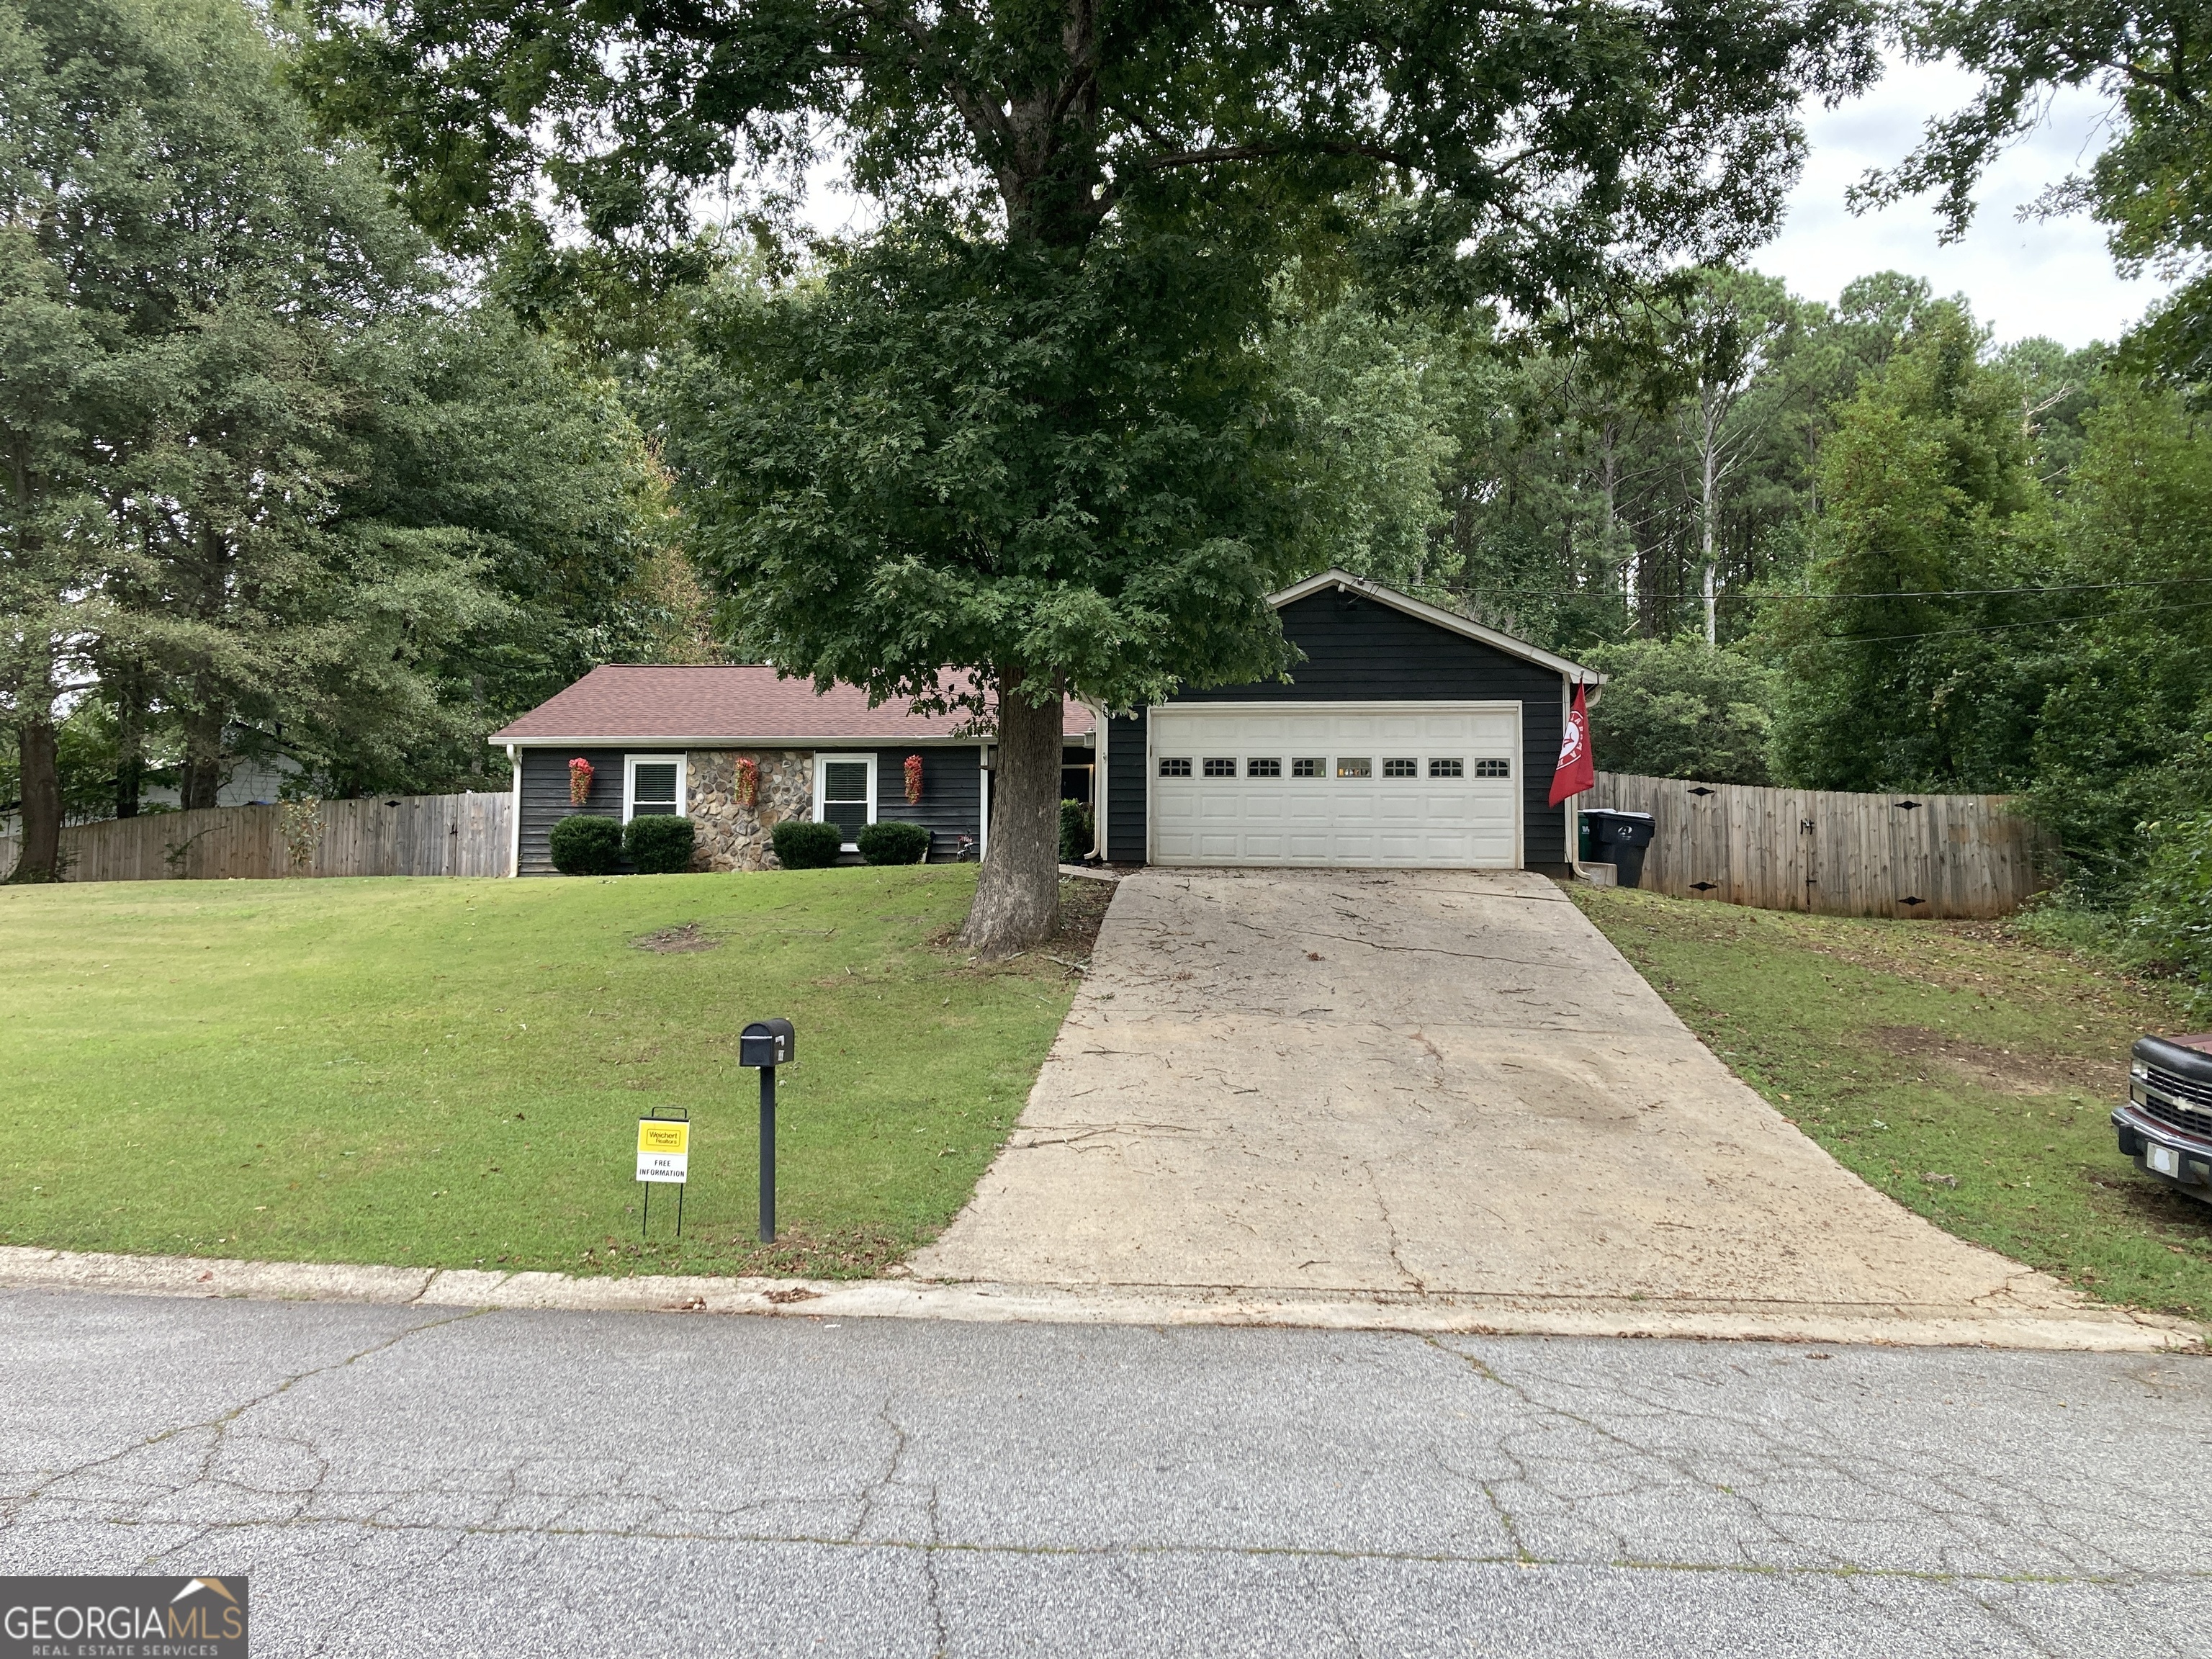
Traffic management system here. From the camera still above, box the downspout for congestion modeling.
[507,745,521,877]
[1085,704,1107,861]
[977,742,990,860]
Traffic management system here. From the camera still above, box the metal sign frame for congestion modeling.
[638,1105,690,1240]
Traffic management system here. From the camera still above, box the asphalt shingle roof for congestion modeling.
[490,665,1094,744]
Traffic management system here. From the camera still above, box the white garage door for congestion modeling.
[1149,703,1521,868]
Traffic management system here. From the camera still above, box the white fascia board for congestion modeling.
[1267,569,1606,685]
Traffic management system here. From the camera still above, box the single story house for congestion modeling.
[490,570,1598,876]
[490,670,1096,875]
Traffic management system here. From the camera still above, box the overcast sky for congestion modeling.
[1757,57,2160,350]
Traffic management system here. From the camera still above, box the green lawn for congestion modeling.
[0,866,1098,1279]
[1572,884,2212,1323]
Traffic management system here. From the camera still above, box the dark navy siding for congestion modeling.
[1105,713,1148,863]
[518,746,627,876]
[523,744,986,873]
[870,745,983,861]
[1112,591,1570,867]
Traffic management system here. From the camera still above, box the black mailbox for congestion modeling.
[740,1017,795,1068]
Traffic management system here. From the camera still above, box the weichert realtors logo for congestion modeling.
[1,1575,248,1658]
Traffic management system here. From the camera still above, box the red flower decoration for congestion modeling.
[904,753,924,805]
[735,755,760,809]
[567,757,594,806]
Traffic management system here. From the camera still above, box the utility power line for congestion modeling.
[1818,597,2212,645]
[1450,575,2212,603]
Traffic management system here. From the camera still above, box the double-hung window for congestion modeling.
[814,755,878,850]
[624,755,687,822]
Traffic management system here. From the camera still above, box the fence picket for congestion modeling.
[1579,772,2051,919]
[0,792,515,884]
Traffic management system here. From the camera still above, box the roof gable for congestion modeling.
[1269,570,1600,684]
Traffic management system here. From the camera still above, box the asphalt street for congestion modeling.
[1,1289,2205,1658]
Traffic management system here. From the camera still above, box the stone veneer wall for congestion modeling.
[686,749,815,872]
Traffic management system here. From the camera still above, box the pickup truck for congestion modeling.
[2117,1034,2212,1205]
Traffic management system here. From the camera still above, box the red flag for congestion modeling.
[1549,680,1595,806]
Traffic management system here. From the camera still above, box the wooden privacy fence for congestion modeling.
[1583,772,2055,920]
[0,792,513,884]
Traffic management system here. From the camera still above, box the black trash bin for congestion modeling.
[1583,809,1657,889]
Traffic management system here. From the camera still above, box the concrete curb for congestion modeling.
[0,1246,2199,1352]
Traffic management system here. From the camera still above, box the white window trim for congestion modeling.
[505,744,521,876]
[813,752,879,850]
[622,753,688,824]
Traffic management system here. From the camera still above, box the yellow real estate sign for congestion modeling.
[636,1119,690,1184]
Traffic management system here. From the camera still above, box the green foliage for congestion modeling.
[1266,284,1470,594]
[622,814,696,875]
[1583,639,1778,784]
[2129,813,2212,998]
[2010,382,2212,890]
[548,814,621,876]
[666,230,1299,716]
[298,0,1876,295]
[1765,302,2054,792]
[856,820,931,866]
[0,0,667,836]
[771,821,845,870]
[0,705,176,825]
[1058,800,1093,864]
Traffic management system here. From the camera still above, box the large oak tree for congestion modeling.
[304,0,1876,949]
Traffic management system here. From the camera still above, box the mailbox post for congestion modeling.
[738,1018,795,1241]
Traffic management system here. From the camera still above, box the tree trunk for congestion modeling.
[958,674,1062,958]
[10,706,62,884]
[180,701,224,811]
[1700,394,1720,647]
[114,665,145,819]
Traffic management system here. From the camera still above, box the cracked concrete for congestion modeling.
[1,1290,2205,1655]
[912,869,2182,1350]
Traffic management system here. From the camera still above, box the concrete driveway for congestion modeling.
[915,869,2171,1346]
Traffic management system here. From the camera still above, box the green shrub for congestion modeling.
[2129,811,2212,1001]
[1059,799,1092,863]
[1581,636,1778,785]
[624,814,696,874]
[549,814,621,876]
[771,819,845,869]
[856,819,930,865]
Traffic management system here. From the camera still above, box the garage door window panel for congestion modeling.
[1159,757,1192,777]
[1247,757,1282,777]
[1336,757,1372,778]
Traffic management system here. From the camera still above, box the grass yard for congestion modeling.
[0,866,1109,1279]
[1571,884,2212,1323]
